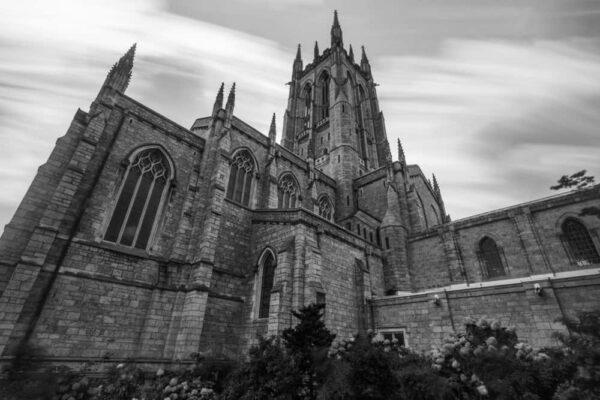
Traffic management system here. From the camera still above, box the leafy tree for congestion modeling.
[550,170,595,191]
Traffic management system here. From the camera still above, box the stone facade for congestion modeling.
[0,13,599,367]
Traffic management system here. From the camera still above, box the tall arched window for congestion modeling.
[318,195,333,220]
[561,219,600,265]
[303,84,312,128]
[258,250,277,319]
[431,205,440,225]
[104,147,173,250]
[416,196,427,229]
[318,72,330,120]
[278,174,299,209]
[226,149,255,206]
[478,237,505,278]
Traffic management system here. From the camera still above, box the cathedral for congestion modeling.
[0,12,599,368]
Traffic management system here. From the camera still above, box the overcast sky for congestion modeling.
[1,0,599,233]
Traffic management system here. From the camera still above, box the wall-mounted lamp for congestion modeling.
[534,283,543,296]
[433,294,441,306]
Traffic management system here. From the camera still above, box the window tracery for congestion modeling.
[226,150,255,206]
[318,196,333,220]
[278,174,299,209]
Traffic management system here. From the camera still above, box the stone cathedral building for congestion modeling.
[1,12,599,367]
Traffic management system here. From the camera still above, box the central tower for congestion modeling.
[282,11,392,220]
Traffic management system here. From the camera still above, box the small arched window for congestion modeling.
[257,250,277,319]
[278,174,299,209]
[318,196,333,220]
[104,147,173,250]
[478,237,505,278]
[226,149,255,206]
[561,219,600,265]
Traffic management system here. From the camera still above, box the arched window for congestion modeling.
[561,219,600,265]
[278,174,299,209]
[318,72,330,120]
[104,147,173,250]
[431,205,440,225]
[303,84,312,128]
[226,149,255,206]
[478,237,505,278]
[318,195,333,220]
[416,196,427,229]
[257,250,277,319]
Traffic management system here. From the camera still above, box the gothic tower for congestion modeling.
[282,11,392,221]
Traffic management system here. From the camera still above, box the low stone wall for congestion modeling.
[372,269,600,351]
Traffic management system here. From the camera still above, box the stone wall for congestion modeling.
[373,271,600,351]
[408,187,600,290]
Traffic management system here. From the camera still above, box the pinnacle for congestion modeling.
[270,113,276,129]
[349,45,354,62]
[295,44,302,60]
[361,45,369,63]
[397,138,405,161]
[226,82,236,109]
[314,41,319,60]
[333,10,340,27]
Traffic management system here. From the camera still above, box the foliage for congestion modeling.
[219,336,303,400]
[3,310,600,400]
[550,170,595,191]
[281,303,336,400]
[552,311,600,400]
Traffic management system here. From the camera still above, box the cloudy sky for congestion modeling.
[1,0,599,232]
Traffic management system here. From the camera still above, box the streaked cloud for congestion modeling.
[377,39,600,218]
[0,0,599,232]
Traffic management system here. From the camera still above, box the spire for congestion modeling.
[212,82,224,117]
[226,83,235,114]
[360,45,371,76]
[269,113,276,142]
[103,43,136,93]
[330,10,344,48]
[348,45,354,63]
[314,41,319,62]
[397,138,405,164]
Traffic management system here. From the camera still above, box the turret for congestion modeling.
[380,172,411,293]
[331,10,343,48]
